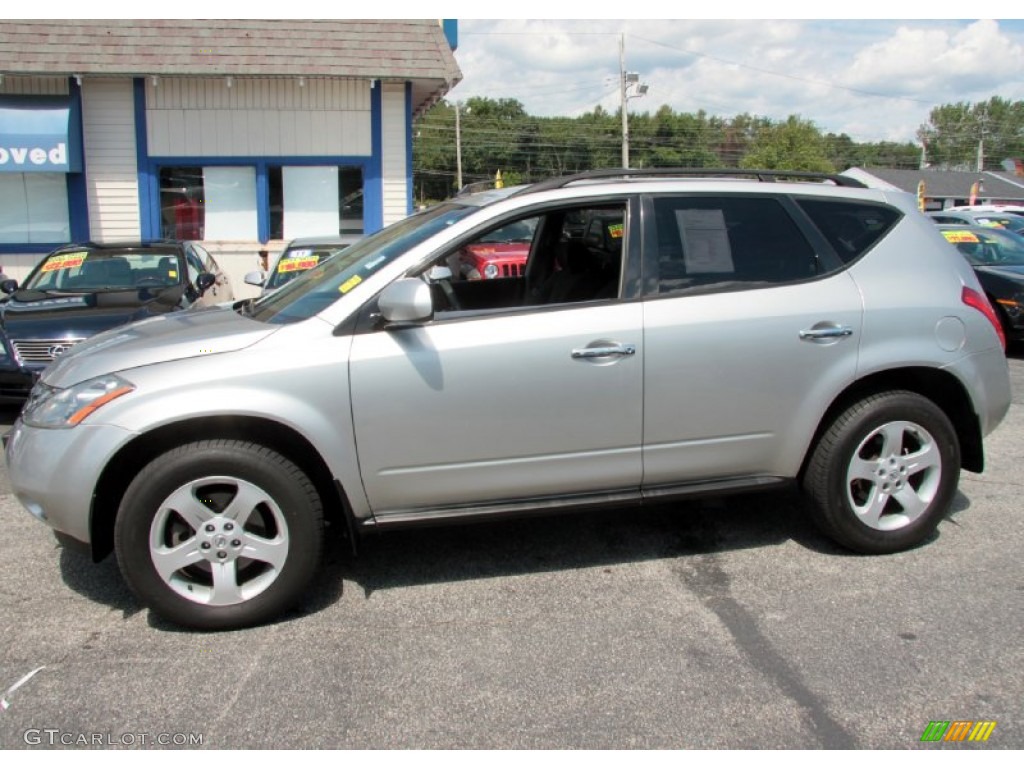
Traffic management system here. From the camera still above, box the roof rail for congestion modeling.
[512,168,866,196]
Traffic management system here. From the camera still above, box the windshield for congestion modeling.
[943,228,1024,267]
[249,203,476,324]
[21,248,184,292]
[266,245,350,290]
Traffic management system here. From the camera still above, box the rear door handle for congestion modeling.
[571,343,636,359]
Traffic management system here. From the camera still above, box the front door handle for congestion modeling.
[571,343,636,359]
[799,324,853,342]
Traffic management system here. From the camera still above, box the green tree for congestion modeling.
[740,116,835,172]
[918,97,1024,170]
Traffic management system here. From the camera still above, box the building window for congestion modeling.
[160,164,363,242]
[0,173,70,243]
[269,165,363,240]
[159,166,258,241]
[159,167,204,240]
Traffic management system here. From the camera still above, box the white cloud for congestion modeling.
[451,18,1024,142]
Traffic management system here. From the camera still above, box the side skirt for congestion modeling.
[357,475,793,532]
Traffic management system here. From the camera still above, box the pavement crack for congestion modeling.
[674,553,858,749]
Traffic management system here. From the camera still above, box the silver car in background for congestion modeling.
[5,169,1012,630]
[244,235,358,297]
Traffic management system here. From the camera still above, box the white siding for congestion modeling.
[146,78,372,157]
[0,76,69,96]
[381,83,409,226]
[82,79,140,241]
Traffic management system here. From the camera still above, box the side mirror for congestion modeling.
[244,270,265,287]
[0,278,18,294]
[195,272,216,294]
[424,264,453,283]
[378,278,434,325]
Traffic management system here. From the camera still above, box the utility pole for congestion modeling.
[976,105,987,173]
[619,34,648,170]
[620,35,629,169]
[455,101,463,191]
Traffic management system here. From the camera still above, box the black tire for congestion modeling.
[802,391,960,554]
[114,440,324,630]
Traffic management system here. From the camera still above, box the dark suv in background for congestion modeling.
[0,241,230,402]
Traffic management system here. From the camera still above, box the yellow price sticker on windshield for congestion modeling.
[339,275,363,294]
[607,223,623,239]
[41,252,88,272]
[942,231,979,243]
[278,255,320,273]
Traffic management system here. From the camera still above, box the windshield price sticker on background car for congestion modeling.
[278,255,320,273]
[608,223,624,239]
[41,252,88,272]
[943,231,980,243]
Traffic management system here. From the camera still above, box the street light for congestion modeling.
[619,35,649,169]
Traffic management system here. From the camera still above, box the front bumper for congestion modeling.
[4,418,135,548]
[0,367,36,403]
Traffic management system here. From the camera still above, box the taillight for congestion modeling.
[962,285,1006,350]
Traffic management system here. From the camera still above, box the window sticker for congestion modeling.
[942,231,980,243]
[677,209,735,274]
[168,270,178,279]
[339,275,362,294]
[277,255,321,273]
[41,252,88,273]
[607,223,624,239]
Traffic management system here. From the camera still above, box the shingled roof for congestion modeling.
[0,19,461,113]
[846,166,1024,202]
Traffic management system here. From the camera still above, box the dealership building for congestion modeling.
[0,19,461,292]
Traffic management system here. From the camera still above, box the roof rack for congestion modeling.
[513,168,866,196]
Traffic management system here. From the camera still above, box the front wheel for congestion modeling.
[114,440,324,630]
[802,391,960,554]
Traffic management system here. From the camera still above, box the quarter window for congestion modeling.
[797,199,901,264]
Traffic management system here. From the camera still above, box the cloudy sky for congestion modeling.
[448,15,1024,144]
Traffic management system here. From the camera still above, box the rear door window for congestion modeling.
[647,196,822,296]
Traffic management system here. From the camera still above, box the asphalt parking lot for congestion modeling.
[0,356,1022,750]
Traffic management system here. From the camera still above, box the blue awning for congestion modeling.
[0,96,82,173]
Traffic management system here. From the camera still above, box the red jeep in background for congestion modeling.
[456,219,536,279]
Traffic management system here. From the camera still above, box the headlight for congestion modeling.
[483,263,500,279]
[996,296,1024,318]
[22,374,134,429]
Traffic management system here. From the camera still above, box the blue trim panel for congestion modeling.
[255,162,270,243]
[0,244,61,255]
[405,81,413,216]
[366,82,384,234]
[443,19,458,50]
[67,77,89,241]
[133,78,157,240]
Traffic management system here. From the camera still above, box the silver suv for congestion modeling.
[5,169,1012,630]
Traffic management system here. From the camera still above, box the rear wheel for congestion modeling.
[114,440,323,630]
[803,391,960,553]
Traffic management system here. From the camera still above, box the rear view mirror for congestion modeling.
[244,270,265,287]
[196,273,216,293]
